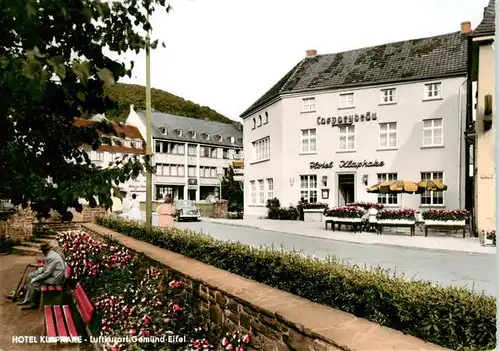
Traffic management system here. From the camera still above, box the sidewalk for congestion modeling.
[201,218,496,255]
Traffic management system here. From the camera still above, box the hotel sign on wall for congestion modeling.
[317,111,377,127]
[310,160,384,169]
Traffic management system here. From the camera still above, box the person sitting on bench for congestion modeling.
[17,242,66,310]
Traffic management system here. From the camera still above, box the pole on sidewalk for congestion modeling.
[145,12,153,230]
[495,0,500,345]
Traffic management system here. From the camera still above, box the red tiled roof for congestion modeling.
[74,118,145,154]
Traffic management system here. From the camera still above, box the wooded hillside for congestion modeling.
[102,83,233,124]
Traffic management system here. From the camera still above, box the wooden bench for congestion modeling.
[424,224,467,238]
[326,219,363,233]
[40,265,72,309]
[44,283,95,341]
[377,223,415,236]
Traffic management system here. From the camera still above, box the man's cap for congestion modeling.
[40,242,52,251]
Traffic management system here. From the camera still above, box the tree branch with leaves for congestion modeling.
[0,0,171,219]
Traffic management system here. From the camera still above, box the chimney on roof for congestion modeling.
[461,21,472,35]
[306,49,317,58]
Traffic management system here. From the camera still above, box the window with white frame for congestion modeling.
[381,88,396,103]
[122,139,131,147]
[339,93,354,108]
[300,175,317,203]
[338,125,355,151]
[252,118,256,129]
[252,137,270,162]
[188,145,197,156]
[420,172,444,205]
[250,181,256,204]
[258,179,265,204]
[302,98,315,112]
[258,115,262,126]
[423,118,443,147]
[424,83,441,99]
[134,140,142,148]
[379,122,397,149]
[301,129,317,153]
[266,178,273,200]
[264,112,269,123]
[188,166,196,177]
[109,153,115,162]
[377,173,398,205]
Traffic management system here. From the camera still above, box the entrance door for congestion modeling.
[338,174,355,206]
[188,189,196,201]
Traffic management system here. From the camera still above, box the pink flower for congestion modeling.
[242,334,251,343]
[225,345,234,351]
[128,329,137,336]
[169,280,182,288]
[222,337,229,346]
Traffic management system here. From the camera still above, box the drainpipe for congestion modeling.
[458,79,467,209]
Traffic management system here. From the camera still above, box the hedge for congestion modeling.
[95,216,496,350]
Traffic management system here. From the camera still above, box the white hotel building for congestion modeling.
[241,24,470,219]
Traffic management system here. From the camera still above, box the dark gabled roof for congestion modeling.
[241,31,468,118]
[473,0,495,37]
[135,111,243,148]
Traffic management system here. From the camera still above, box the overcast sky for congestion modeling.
[118,0,487,121]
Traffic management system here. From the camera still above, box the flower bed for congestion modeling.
[346,202,384,210]
[302,202,329,210]
[422,209,470,226]
[58,230,252,351]
[95,217,496,350]
[323,206,364,219]
[377,209,416,223]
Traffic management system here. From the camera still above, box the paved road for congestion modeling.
[142,214,494,296]
[174,221,495,296]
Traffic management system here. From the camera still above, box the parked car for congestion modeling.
[174,200,201,222]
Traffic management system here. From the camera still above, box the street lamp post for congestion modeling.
[144,13,153,230]
[495,0,500,343]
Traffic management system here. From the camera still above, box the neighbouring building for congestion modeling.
[468,0,495,235]
[126,106,243,201]
[241,24,471,219]
[74,115,146,209]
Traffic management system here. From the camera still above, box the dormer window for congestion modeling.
[174,129,182,137]
[189,131,197,139]
[217,135,223,142]
[252,118,256,129]
[230,136,235,144]
[123,139,131,147]
[201,133,210,140]
[159,127,167,135]
[264,112,269,124]
[258,115,262,126]
[134,140,142,148]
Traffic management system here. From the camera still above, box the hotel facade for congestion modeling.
[241,25,470,219]
[126,107,243,202]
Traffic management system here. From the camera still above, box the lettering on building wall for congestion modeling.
[310,161,334,169]
[316,112,377,127]
[339,160,385,168]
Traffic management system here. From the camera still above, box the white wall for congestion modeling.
[244,77,467,218]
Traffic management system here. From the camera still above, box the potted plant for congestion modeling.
[302,202,329,223]
[346,202,384,211]
[422,209,470,226]
[266,198,281,219]
[377,208,416,225]
[484,230,496,246]
[323,206,364,223]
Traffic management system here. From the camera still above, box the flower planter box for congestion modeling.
[329,217,363,223]
[378,219,416,225]
[303,209,325,223]
[424,220,466,226]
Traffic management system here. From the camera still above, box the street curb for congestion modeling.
[200,219,496,256]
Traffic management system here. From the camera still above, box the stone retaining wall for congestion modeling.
[82,223,448,351]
